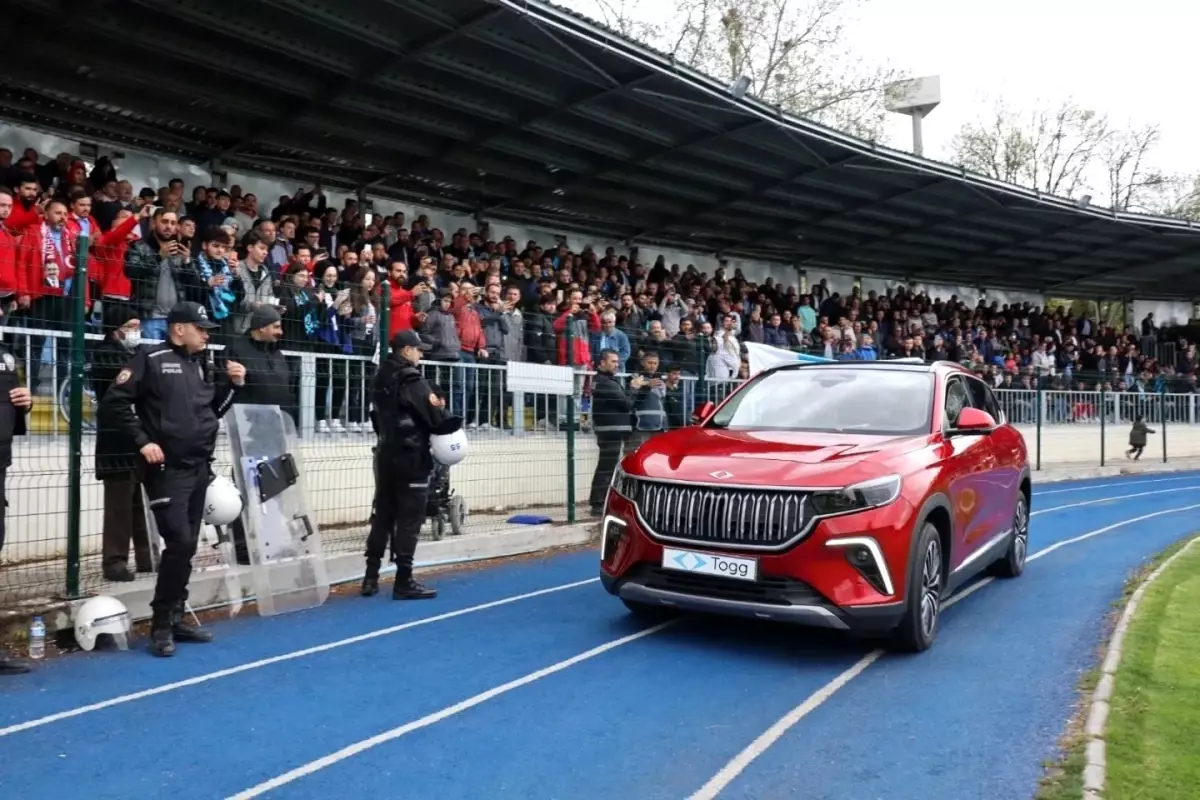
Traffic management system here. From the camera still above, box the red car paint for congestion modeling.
[599,361,1030,652]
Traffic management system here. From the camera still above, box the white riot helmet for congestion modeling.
[74,595,132,652]
[430,415,468,466]
[204,474,243,526]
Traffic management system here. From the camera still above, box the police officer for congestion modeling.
[98,301,245,657]
[361,329,455,601]
[0,342,32,675]
[588,348,637,517]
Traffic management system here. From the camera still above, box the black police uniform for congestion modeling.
[588,369,634,514]
[361,330,450,600]
[0,344,31,675]
[98,302,237,656]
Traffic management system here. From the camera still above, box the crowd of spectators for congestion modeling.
[0,144,1197,437]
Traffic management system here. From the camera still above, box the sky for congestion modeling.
[557,0,1198,189]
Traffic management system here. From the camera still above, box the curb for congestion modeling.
[1080,532,1200,799]
[3,522,601,642]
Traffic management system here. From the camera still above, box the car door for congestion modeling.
[964,376,1019,549]
[940,376,995,571]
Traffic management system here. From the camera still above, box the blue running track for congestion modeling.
[3,471,1199,800]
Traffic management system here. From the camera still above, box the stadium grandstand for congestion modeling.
[2,0,1200,610]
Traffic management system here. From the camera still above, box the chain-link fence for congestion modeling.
[2,235,1199,609]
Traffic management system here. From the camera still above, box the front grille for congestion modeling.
[627,477,813,548]
[629,564,826,606]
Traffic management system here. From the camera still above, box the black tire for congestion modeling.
[448,495,467,536]
[991,490,1029,579]
[621,598,677,623]
[891,522,944,653]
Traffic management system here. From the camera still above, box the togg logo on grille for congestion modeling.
[709,470,734,479]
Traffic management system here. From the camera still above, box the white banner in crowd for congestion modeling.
[744,342,832,377]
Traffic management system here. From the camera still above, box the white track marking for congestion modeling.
[1,480,1188,741]
[1035,475,1199,496]
[1032,486,1200,516]
[0,578,599,738]
[686,503,1200,800]
[225,619,678,799]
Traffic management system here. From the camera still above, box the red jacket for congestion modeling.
[14,222,86,304]
[452,296,483,355]
[554,310,600,366]
[91,215,141,299]
[385,282,415,341]
[5,202,41,235]
[0,225,16,296]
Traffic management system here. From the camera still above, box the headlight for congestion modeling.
[810,475,902,516]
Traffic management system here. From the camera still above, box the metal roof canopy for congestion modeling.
[4,0,1199,300]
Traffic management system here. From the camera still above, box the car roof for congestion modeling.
[764,359,967,377]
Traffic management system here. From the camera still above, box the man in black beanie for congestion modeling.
[220,304,295,566]
[94,302,154,582]
[222,304,296,426]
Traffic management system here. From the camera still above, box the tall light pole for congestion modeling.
[884,76,941,157]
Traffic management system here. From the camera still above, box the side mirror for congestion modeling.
[950,407,997,435]
[691,401,715,425]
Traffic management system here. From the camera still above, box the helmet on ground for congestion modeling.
[430,415,468,466]
[74,595,132,652]
[204,474,243,526]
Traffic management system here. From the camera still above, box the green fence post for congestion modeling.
[565,319,576,523]
[378,280,391,365]
[1035,386,1043,471]
[1099,386,1106,467]
[65,235,89,599]
[1161,387,1168,463]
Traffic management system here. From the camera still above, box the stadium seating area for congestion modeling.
[4,142,1200,606]
[2,143,1196,418]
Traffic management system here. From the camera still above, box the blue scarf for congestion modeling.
[196,254,236,320]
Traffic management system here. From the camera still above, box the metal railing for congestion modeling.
[1,234,1198,609]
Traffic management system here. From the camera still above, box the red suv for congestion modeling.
[599,361,1030,652]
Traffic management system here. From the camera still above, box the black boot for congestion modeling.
[392,575,437,600]
[103,565,137,582]
[361,560,381,597]
[171,603,213,644]
[149,608,175,658]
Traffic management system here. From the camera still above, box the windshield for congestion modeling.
[708,367,935,435]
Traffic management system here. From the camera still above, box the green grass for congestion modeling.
[1035,537,1195,800]
[1105,539,1200,800]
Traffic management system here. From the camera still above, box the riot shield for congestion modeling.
[225,404,330,616]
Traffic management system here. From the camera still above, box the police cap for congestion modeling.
[167,301,219,330]
[392,329,432,352]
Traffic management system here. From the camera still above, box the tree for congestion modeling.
[949,98,1111,198]
[567,0,903,141]
[1101,123,1163,212]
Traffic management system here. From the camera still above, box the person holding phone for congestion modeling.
[123,208,204,341]
[313,265,353,432]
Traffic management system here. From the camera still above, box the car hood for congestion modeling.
[626,427,929,487]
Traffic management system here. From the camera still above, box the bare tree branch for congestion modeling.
[950,97,1114,199]
[559,0,902,141]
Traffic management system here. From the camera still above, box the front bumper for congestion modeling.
[599,489,916,633]
[601,567,905,631]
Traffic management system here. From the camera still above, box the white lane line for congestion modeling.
[0,577,599,739]
[1035,475,1199,496]
[225,619,678,800]
[686,503,1200,800]
[1032,486,1200,517]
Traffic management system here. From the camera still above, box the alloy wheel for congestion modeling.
[1012,495,1029,566]
[919,537,942,640]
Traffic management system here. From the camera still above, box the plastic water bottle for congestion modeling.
[29,616,45,660]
